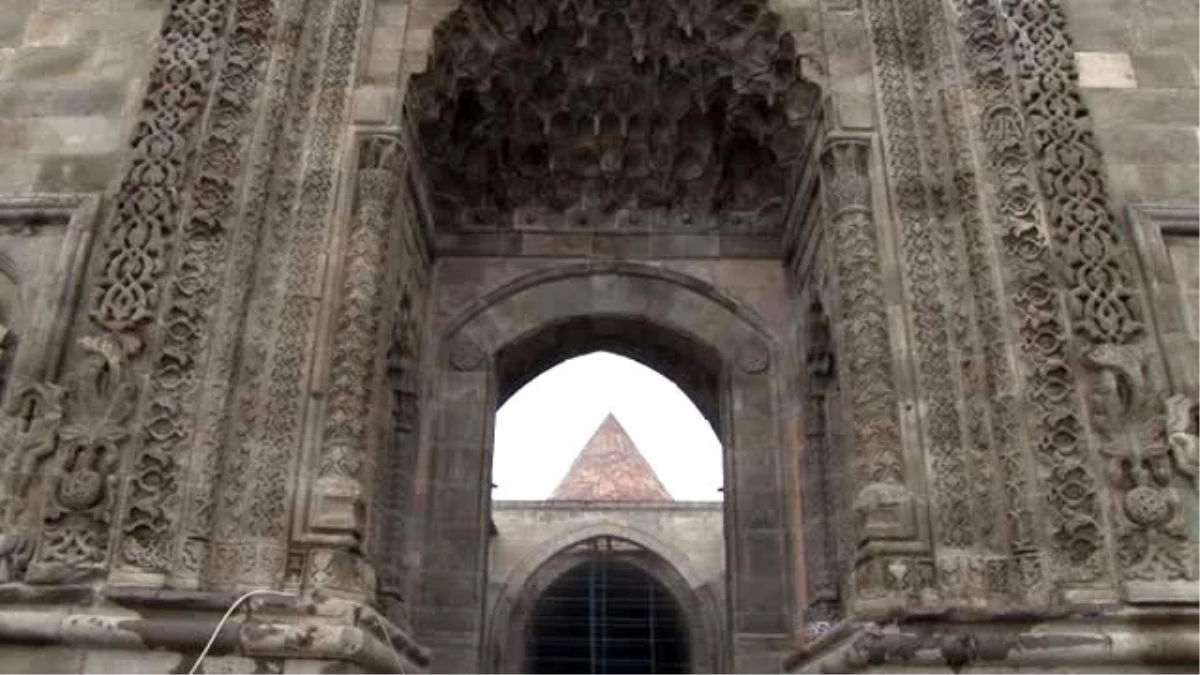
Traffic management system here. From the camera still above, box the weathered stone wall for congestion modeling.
[1065,0,1198,208]
[0,1,165,194]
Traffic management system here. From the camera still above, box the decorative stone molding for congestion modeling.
[118,0,275,577]
[953,0,1111,598]
[1125,202,1199,395]
[206,0,367,590]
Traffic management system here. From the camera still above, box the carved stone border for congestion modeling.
[0,194,101,388]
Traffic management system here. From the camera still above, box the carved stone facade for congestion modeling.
[0,0,1195,672]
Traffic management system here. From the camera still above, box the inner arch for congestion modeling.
[526,547,691,674]
[496,315,723,434]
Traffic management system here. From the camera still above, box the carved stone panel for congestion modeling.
[1126,203,1200,394]
[0,195,102,584]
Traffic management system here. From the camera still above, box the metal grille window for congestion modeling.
[527,539,689,674]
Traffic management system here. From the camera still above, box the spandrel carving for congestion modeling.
[408,0,820,231]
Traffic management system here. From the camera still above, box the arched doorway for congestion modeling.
[498,534,717,674]
[527,555,689,674]
[415,264,790,672]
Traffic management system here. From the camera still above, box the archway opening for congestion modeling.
[490,313,727,502]
[491,346,724,502]
[526,541,691,674]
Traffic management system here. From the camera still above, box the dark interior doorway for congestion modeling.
[526,557,690,674]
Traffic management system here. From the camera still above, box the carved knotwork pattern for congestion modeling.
[409,0,820,231]
[91,0,230,336]
[998,0,1143,345]
[121,0,274,572]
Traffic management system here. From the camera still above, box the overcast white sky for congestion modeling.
[491,352,724,502]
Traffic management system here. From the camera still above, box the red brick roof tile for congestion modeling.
[550,413,672,502]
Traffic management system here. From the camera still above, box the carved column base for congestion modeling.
[296,548,377,602]
[206,540,289,589]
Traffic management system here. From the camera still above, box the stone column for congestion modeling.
[817,135,932,613]
[290,133,408,600]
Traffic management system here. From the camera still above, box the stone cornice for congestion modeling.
[0,585,431,672]
[785,611,1200,673]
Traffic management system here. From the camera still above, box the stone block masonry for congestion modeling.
[0,0,165,194]
[1065,0,1199,208]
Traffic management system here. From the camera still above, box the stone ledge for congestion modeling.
[0,586,431,674]
[785,610,1200,673]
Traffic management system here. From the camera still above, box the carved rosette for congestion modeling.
[817,137,919,585]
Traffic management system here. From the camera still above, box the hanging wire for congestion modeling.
[187,590,296,675]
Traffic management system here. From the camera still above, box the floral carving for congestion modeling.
[409,0,820,231]
[28,336,137,580]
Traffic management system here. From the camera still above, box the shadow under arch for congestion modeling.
[485,529,724,674]
[416,263,792,671]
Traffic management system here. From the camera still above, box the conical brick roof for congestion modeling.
[551,413,672,501]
